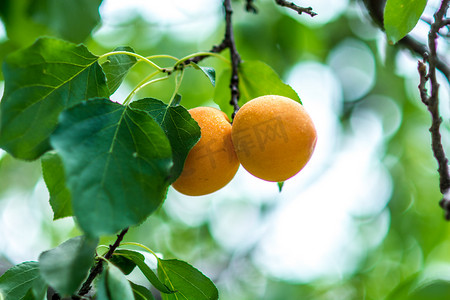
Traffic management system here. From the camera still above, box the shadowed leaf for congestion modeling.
[158,259,218,300]
[0,262,46,300]
[41,152,72,220]
[102,46,137,95]
[39,236,98,297]
[131,98,200,182]
[96,263,134,300]
[0,37,109,160]
[50,99,173,237]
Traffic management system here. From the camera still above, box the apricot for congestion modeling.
[231,95,317,182]
[172,107,240,196]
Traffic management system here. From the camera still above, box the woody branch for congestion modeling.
[417,0,450,219]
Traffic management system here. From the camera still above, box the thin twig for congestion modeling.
[400,36,450,84]
[417,0,450,219]
[177,0,242,117]
[361,0,450,84]
[184,39,229,66]
[274,0,317,17]
[76,228,129,297]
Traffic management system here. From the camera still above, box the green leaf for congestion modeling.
[0,262,45,300]
[50,99,173,237]
[158,259,219,300]
[0,37,109,160]
[130,98,201,182]
[116,250,173,294]
[0,0,102,45]
[384,0,427,44]
[96,263,135,300]
[29,0,103,43]
[110,250,143,276]
[0,0,51,47]
[21,289,36,300]
[131,282,156,300]
[191,63,216,86]
[0,41,17,80]
[38,235,98,297]
[101,46,137,95]
[41,152,72,220]
[214,60,300,118]
[170,94,182,107]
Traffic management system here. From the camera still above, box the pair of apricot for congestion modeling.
[172,95,317,196]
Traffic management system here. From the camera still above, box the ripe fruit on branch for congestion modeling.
[231,95,317,182]
[172,107,240,196]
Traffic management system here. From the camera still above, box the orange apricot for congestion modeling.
[231,95,317,182]
[172,107,240,196]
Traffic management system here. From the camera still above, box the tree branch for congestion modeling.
[178,0,242,117]
[224,0,241,118]
[361,0,450,84]
[274,0,317,17]
[185,0,317,118]
[400,36,450,84]
[76,228,129,297]
[417,0,450,219]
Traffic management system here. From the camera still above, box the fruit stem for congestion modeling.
[147,54,180,62]
[168,69,185,106]
[99,50,164,71]
[123,71,165,105]
[120,242,161,262]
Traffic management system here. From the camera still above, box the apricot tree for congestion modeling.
[0,0,448,299]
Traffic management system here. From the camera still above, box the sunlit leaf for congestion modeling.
[214,60,300,118]
[102,46,137,95]
[158,259,218,300]
[0,37,109,160]
[0,262,45,300]
[41,152,72,220]
[131,98,200,182]
[38,236,98,297]
[50,99,173,237]
[191,63,216,86]
[384,0,427,44]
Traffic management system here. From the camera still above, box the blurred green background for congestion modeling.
[1,0,450,299]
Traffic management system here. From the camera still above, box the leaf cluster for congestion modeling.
[0,237,218,300]
[0,26,297,297]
